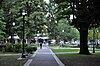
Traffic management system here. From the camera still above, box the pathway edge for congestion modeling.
[23,50,38,66]
[50,49,65,66]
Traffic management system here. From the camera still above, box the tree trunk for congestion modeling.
[79,23,91,55]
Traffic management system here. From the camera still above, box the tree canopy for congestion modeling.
[0,0,79,43]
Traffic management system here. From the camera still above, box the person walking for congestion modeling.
[38,39,43,49]
[40,42,42,49]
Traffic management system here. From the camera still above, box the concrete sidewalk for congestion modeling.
[24,47,65,66]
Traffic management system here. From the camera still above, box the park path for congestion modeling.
[24,47,65,66]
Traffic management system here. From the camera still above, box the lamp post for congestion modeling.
[21,10,27,58]
[62,30,65,43]
[11,22,15,44]
[13,22,15,26]
[93,27,95,53]
[96,29,99,46]
[13,22,15,44]
[62,30,64,39]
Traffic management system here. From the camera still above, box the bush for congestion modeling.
[5,44,23,53]
[96,45,100,49]
[0,44,37,53]
[25,46,37,54]
[0,45,6,51]
[61,44,70,47]
[5,44,13,52]
[2,47,5,53]
[13,44,22,53]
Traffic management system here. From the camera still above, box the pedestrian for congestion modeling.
[38,39,43,49]
[40,42,42,49]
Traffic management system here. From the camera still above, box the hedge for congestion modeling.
[0,44,37,53]
[25,46,37,54]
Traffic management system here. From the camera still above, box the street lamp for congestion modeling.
[11,22,15,44]
[13,22,15,26]
[13,22,15,44]
[62,30,65,41]
[21,10,27,58]
[96,29,99,46]
[62,30,64,32]
[93,26,95,53]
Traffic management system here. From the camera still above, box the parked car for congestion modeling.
[48,39,56,45]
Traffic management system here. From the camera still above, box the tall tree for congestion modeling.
[69,0,100,54]
[0,9,6,39]
[46,0,58,39]
[2,0,18,38]
[54,0,100,54]
[57,19,79,41]
[0,0,4,8]
[2,0,48,40]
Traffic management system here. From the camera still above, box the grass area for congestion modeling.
[52,49,100,66]
[52,49,79,52]
[0,54,31,66]
[0,55,24,66]
[95,52,100,55]
[56,53,100,66]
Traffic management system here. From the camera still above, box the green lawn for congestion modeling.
[0,54,31,66]
[52,48,100,66]
[57,53,100,66]
[0,55,27,66]
[52,49,79,52]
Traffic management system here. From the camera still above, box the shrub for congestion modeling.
[5,44,23,53]
[0,44,37,53]
[2,47,5,53]
[96,45,100,49]
[0,45,6,51]
[13,44,22,53]
[25,46,37,54]
[5,44,13,52]
[32,46,37,51]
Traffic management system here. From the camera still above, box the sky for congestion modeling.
[44,0,49,4]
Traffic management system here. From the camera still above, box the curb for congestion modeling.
[50,49,65,66]
[23,50,38,66]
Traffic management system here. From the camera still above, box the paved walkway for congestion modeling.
[24,47,65,66]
